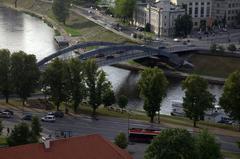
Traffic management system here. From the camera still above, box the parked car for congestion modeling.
[0,112,11,118]
[22,114,32,121]
[136,27,144,32]
[3,109,14,115]
[41,115,55,122]
[54,111,64,118]
[173,38,180,42]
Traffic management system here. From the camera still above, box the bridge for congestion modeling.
[37,41,201,68]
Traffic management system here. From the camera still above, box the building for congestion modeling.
[170,0,212,28]
[0,134,133,159]
[133,0,185,37]
[212,0,240,27]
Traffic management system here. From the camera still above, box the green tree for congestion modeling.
[114,132,128,149]
[84,59,112,117]
[117,95,128,112]
[175,14,193,37]
[52,0,70,24]
[0,120,3,135]
[0,49,11,103]
[182,75,215,127]
[114,0,136,22]
[31,117,42,142]
[11,51,40,105]
[138,67,168,123]
[227,44,237,53]
[102,89,115,107]
[144,128,196,159]
[66,59,86,113]
[195,130,222,159]
[43,58,68,110]
[210,43,217,53]
[219,71,240,121]
[7,123,31,146]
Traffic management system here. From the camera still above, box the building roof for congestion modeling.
[0,134,133,159]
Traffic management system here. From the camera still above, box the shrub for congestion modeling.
[114,132,128,149]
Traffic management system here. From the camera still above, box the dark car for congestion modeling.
[3,109,14,115]
[22,114,32,121]
[54,111,64,118]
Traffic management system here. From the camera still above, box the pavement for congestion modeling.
[0,105,240,159]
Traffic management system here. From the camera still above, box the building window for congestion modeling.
[195,2,198,6]
[195,22,198,26]
[189,7,192,15]
[228,10,231,14]
[229,4,231,8]
[189,2,192,5]
[207,2,210,5]
[206,7,210,17]
[201,2,204,5]
[201,7,204,17]
[217,3,220,7]
[195,7,198,17]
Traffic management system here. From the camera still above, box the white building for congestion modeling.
[133,0,185,37]
[170,0,212,28]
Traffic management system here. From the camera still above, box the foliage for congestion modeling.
[7,123,31,146]
[145,23,151,32]
[175,15,193,37]
[195,129,222,159]
[219,71,240,121]
[227,44,237,52]
[102,89,115,107]
[0,49,11,103]
[0,120,3,135]
[66,59,86,113]
[114,132,128,149]
[118,95,128,110]
[144,128,196,159]
[114,0,136,22]
[42,58,68,110]
[138,67,168,123]
[52,0,70,24]
[182,75,215,127]
[31,117,42,142]
[237,12,240,25]
[11,51,40,105]
[84,59,112,117]
[210,43,217,53]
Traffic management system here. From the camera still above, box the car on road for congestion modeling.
[22,114,32,121]
[3,109,14,115]
[173,38,180,42]
[41,115,55,122]
[48,111,64,118]
[0,112,11,118]
[136,27,144,32]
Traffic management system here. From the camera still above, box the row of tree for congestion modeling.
[210,43,238,53]
[138,67,240,127]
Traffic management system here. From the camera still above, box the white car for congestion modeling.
[41,115,55,122]
[173,38,180,42]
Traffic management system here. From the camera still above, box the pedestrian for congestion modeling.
[7,127,10,136]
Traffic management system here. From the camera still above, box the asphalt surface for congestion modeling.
[1,108,240,159]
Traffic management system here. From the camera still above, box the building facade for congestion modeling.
[212,0,240,26]
[133,0,185,37]
[170,0,212,28]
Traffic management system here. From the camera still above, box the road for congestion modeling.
[1,108,240,159]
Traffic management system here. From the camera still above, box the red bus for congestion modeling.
[128,128,161,143]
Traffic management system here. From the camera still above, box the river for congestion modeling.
[0,7,224,115]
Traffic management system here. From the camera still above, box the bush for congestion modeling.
[210,43,217,53]
[218,45,225,53]
[228,44,237,52]
[145,23,151,32]
[114,132,128,149]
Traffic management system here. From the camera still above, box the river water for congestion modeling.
[0,7,223,115]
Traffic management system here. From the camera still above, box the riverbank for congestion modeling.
[0,0,131,44]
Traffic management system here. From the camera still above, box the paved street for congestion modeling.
[1,108,240,159]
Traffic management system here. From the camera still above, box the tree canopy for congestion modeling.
[0,49,11,103]
[144,129,196,159]
[118,95,128,111]
[11,51,40,105]
[175,15,193,37]
[84,59,112,117]
[219,70,240,121]
[31,117,42,142]
[114,0,136,22]
[52,0,70,24]
[138,67,168,123]
[114,132,128,149]
[182,75,215,127]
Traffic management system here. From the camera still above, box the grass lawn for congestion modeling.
[188,54,240,78]
[0,136,7,146]
[0,0,132,43]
